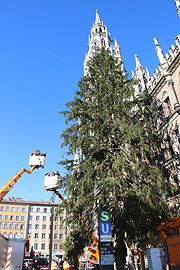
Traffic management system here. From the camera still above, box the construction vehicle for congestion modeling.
[0,150,46,202]
[156,217,180,270]
[44,173,99,268]
[0,151,46,269]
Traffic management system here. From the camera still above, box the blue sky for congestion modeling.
[0,0,179,202]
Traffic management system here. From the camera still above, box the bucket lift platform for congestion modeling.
[44,175,60,191]
[29,155,45,168]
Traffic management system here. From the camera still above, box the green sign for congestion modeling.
[99,210,110,222]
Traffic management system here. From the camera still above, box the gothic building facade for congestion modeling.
[84,3,180,193]
[133,2,180,189]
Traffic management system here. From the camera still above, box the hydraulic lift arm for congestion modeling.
[0,166,37,202]
[44,179,99,245]
[0,150,46,202]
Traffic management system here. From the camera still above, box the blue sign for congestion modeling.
[99,222,112,242]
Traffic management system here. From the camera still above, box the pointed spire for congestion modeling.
[95,9,101,24]
[175,0,180,8]
[134,54,146,92]
[114,37,118,48]
[153,37,166,66]
[146,67,150,79]
[135,54,142,69]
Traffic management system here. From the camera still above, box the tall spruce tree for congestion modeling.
[59,48,173,269]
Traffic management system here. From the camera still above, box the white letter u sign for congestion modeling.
[102,223,109,233]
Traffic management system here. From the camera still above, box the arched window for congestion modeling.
[3,232,7,237]
[162,91,172,116]
[164,97,172,116]
[155,99,166,128]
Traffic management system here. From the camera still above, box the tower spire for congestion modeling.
[134,54,146,93]
[84,10,123,74]
[153,37,166,68]
[95,9,101,24]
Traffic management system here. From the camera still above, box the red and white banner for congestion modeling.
[5,246,12,270]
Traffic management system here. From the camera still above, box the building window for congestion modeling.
[22,208,25,213]
[0,223,2,229]
[14,233,18,238]
[29,224,32,229]
[20,224,24,230]
[42,233,45,239]
[6,206,10,211]
[34,243,38,250]
[158,105,166,122]
[0,215,3,220]
[5,215,8,220]
[60,217,63,222]
[0,206,4,211]
[43,216,46,222]
[59,244,63,249]
[54,234,57,239]
[30,207,33,212]
[9,223,13,229]
[164,97,172,116]
[4,223,7,229]
[21,216,25,221]
[60,225,63,230]
[37,208,40,213]
[41,243,45,250]
[35,224,39,229]
[42,225,46,230]
[43,208,47,213]
[16,216,19,221]
[36,216,39,221]
[35,233,38,238]
[55,225,58,230]
[3,232,7,237]
[55,217,58,222]
[60,234,63,239]
[54,244,57,250]
[17,207,20,212]
[15,224,19,230]
[29,216,32,221]
[11,207,15,212]
[10,215,14,220]
[8,232,13,238]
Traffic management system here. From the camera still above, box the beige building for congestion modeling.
[0,198,65,259]
[0,199,28,239]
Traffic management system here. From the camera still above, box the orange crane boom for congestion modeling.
[0,150,46,202]
[0,166,37,202]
